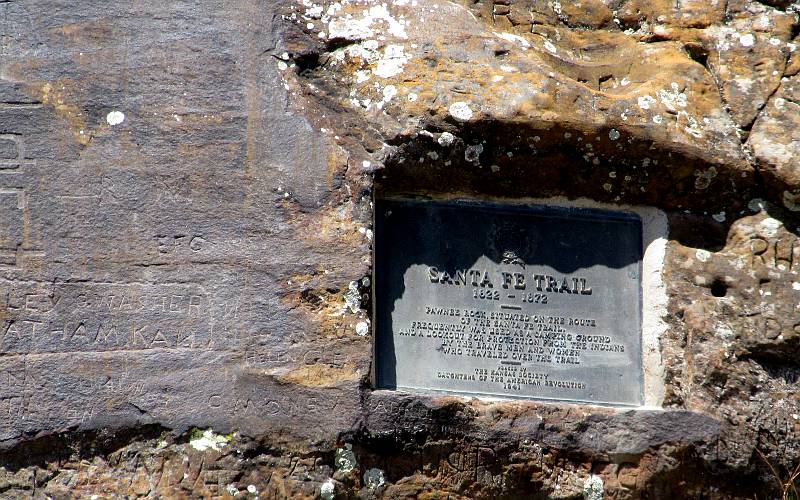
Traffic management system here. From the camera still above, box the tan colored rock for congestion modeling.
[786,35,800,76]
[701,9,796,129]
[663,210,800,471]
[617,0,725,29]
[284,0,752,210]
[748,74,800,209]
[705,29,787,128]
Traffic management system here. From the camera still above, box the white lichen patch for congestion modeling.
[464,143,483,163]
[305,4,324,18]
[106,110,125,126]
[355,321,370,336]
[339,39,380,62]
[343,280,362,313]
[189,429,231,452]
[694,167,717,189]
[374,44,409,78]
[358,226,373,241]
[735,78,753,94]
[739,33,755,47]
[679,111,703,138]
[335,444,357,473]
[437,131,455,146]
[364,468,386,492]
[695,249,711,262]
[656,83,688,111]
[751,134,794,167]
[320,479,335,500]
[494,32,530,48]
[717,322,735,339]
[608,129,620,140]
[582,474,603,500]
[449,101,473,122]
[637,95,656,110]
[377,84,397,108]
[708,25,737,51]
[327,4,407,40]
[712,211,726,222]
[759,217,783,238]
[355,70,371,83]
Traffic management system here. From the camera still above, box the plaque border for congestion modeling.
[371,196,645,407]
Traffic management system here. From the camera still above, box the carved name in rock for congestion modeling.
[0,46,363,443]
[374,199,644,406]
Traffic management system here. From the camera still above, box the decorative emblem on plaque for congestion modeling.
[501,250,525,268]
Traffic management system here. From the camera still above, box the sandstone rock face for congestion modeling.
[0,0,798,497]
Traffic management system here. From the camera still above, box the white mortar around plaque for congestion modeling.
[372,197,651,406]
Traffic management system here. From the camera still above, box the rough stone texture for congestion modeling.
[0,0,799,497]
[0,0,371,452]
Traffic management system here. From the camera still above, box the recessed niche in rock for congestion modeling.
[374,198,644,406]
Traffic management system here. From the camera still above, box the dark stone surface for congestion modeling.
[0,0,370,448]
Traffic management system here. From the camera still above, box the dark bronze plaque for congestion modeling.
[373,199,644,406]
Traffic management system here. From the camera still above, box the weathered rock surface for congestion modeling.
[749,73,800,208]
[0,0,798,497]
[0,0,371,452]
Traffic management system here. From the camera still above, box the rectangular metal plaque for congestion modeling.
[373,198,644,406]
